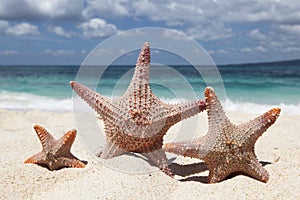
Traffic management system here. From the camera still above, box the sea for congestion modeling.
[1,60,300,115]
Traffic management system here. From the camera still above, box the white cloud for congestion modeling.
[207,50,214,55]
[283,47,300,52]
[277,24,300,35]
[0,50,19,55]
[186,22,233,41]
[152,49,160,54]
[240,48,252,53]
[249,29,267,40]
[80,49,87,54]
[45,49,87,56]
[45,49,76,56]
[222,0,300,24]
[218,49,228,54]
[239,46,267,53]
[4,22,40,36]
[77,18,118,38]
[162,29,190,40]
[83,0,300,25]
[240,45,268,53]
[0,20,9,31]
[86,0,300,43]
[255,46,267,52]
[48,26,75,37]
[29,0,82,18]
[80,1,228,40]
[82,0,300,40]
[1,0,300,43]
[0,20,40,36]
[130,0,217,26]
[0,0,84,20]
[83,0,130,18]
[269,41,282,48]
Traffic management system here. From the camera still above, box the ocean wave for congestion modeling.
[0,91,299,115]
[139,96,300,115]
[0,91,72,112]
[161,96,300,115]
[224,98,300,115]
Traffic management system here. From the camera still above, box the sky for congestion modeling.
[0,0,300,65]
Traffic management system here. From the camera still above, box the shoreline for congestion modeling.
[1,92,300,115]
[1,108,299,199]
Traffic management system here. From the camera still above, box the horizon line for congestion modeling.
[0,58,299,67]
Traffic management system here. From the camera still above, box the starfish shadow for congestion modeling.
[180,176,208,183]
[169,162,208,176]
[168,162,208,183]
[169,160,272,184]
[260,161,272,166]
[123,152,147,160]
[34,160,88,171]
[122,152,177,168]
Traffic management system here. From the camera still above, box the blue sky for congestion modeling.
[0,0,300,65]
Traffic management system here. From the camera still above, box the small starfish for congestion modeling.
[164,87,281,183]
[24,125,86,170]
[70,42,206,176]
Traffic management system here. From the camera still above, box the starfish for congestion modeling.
[164,87,281,183]
[24,125,86,170]
[70,42,206,176]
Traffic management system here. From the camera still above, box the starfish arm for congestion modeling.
[141,149,174,177]
[241,156,269,183]
[136,42,151,67]
[126,42,151,93]
[33,125,56,150]
[70,81,116,117]
[207,164,231,183]
[166,99,206,124]
[164,136,208,159]
[56,129,77,155]
[239,108,281,142]
[205,87,235,138]
[50,157,85,170]
[24,152,48,166]
[97,139,126,158]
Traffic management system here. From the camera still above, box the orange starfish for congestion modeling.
[164,87,281,183]
[70,42,206,176]
[24,125,85,170]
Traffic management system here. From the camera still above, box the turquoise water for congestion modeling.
[219,64,300,105]
[1,61,299,113]
[0,65,76,98]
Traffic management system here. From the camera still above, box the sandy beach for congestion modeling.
[1,108,299,199]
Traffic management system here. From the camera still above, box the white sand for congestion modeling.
[1,108,299,199]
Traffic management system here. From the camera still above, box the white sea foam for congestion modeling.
[0,91,299,115]
[155,96,300,115]
[0,91,72,112]
[223,98,300,115]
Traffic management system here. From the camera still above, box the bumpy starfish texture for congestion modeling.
[70,42,206,176]
[164,87,281,183]
[24,125,85,170]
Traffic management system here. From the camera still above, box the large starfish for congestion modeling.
[70,42,206,176]
[24,125,86,170]
[164,87,281,183]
